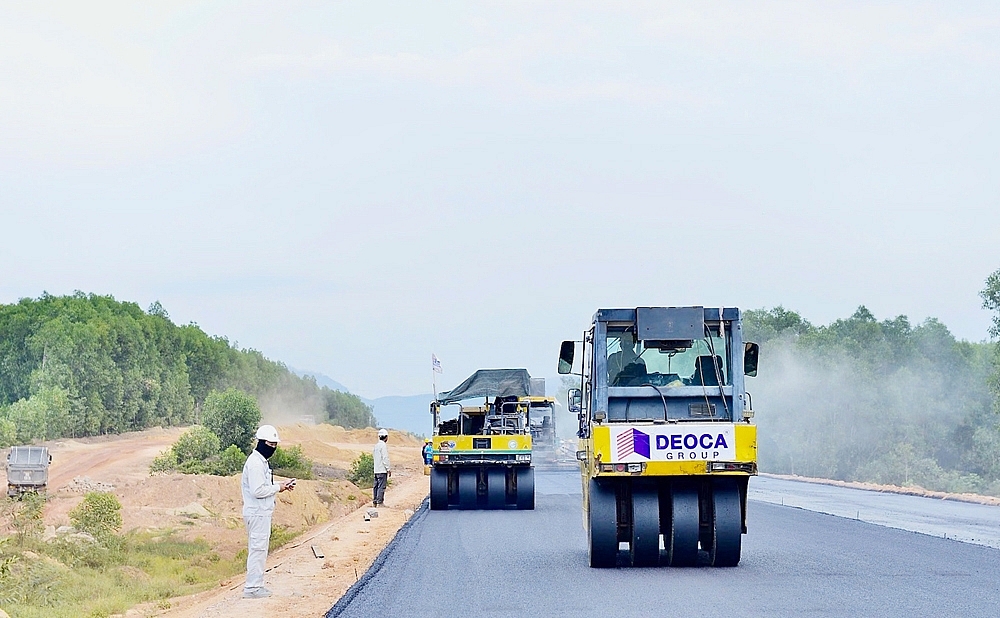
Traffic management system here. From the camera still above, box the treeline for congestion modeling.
[0,293,375,447]
[746,279,1000,494]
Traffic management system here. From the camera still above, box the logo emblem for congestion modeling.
[617,428,650,459]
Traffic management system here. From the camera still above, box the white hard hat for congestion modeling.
[378,428,388,438]
[256,425,281,443]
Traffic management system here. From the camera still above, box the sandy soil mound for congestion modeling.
[5,423,424,561]
[278,424,422,467]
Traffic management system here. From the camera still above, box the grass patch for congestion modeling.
[0,530,242,618]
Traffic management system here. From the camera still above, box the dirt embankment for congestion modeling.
[3,424,428,617]
[155,474,428,618]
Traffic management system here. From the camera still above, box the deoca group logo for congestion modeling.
[616,428,650,459]
[611,424,737,463]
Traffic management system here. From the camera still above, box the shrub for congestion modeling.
[9,491,46,545]
[269,445,313,479]
[202,389,261,454]
[172,426,220,463]
[70,492,122,541]
[149,449,178,473]
[348,452,374,488]
[216,444,247,476]
[149,431,248,476]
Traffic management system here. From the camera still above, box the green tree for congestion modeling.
[0,415,15,447]
[983,269,1000,339]
[982,268,1000,408]
[0,293,373,444]
[202,388,261,454]
[69,492,122,541]
[743,306,815,343]
[322,389,376,429]
[2,386,71,444]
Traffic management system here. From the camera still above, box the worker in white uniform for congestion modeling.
[241,424,295,599]
[372,428,391,506]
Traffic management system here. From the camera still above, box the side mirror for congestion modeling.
[567,388,582,414]
[558,341,575,374]
[744,342,759,377]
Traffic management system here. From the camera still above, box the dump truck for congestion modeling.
[429,369,554,510]
[6,446,52,498]
[558,306,759,567]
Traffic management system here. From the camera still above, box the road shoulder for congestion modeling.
[147,473,429,618]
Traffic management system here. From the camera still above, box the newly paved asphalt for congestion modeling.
[751,475,1000,549]
[328,470,1000,618]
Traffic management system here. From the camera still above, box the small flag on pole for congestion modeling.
[431,354,443,373]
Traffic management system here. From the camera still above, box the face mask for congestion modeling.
[256,441,276,459]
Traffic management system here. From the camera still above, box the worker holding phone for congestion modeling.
[241,425,296,599]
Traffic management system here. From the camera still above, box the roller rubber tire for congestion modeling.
[710,479,743,567]
[458,468,478,510]
[515,467,535,510]
[588,478,618,568]
[487,467,507,509]
[430,467,449,510]
[630,484,660,567]
[668,485,700,567]
[658,486,672,559]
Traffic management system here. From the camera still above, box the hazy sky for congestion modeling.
[2,1,999,397]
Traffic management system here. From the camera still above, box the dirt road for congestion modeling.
[45,427,186,490]
[3,423,428,617]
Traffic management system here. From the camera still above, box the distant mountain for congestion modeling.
[289,367,351,393]
[289,367,431,435]
[366,394,435,437]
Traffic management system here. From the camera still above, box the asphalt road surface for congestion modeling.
[328,470,1000,618]
[751,475,1000,549]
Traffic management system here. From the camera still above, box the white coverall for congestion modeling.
[373,440,391,474]
[373,440,391,505]
[241,450,281,593]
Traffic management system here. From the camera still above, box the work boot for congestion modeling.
[243,587,272,599]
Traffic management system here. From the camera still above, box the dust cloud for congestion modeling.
[752,334,996,492]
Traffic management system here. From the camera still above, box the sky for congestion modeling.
[1,1,999,398]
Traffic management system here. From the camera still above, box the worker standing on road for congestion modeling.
[241,425,295,599]
[373,428,391,506]
[422,438,433,475]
